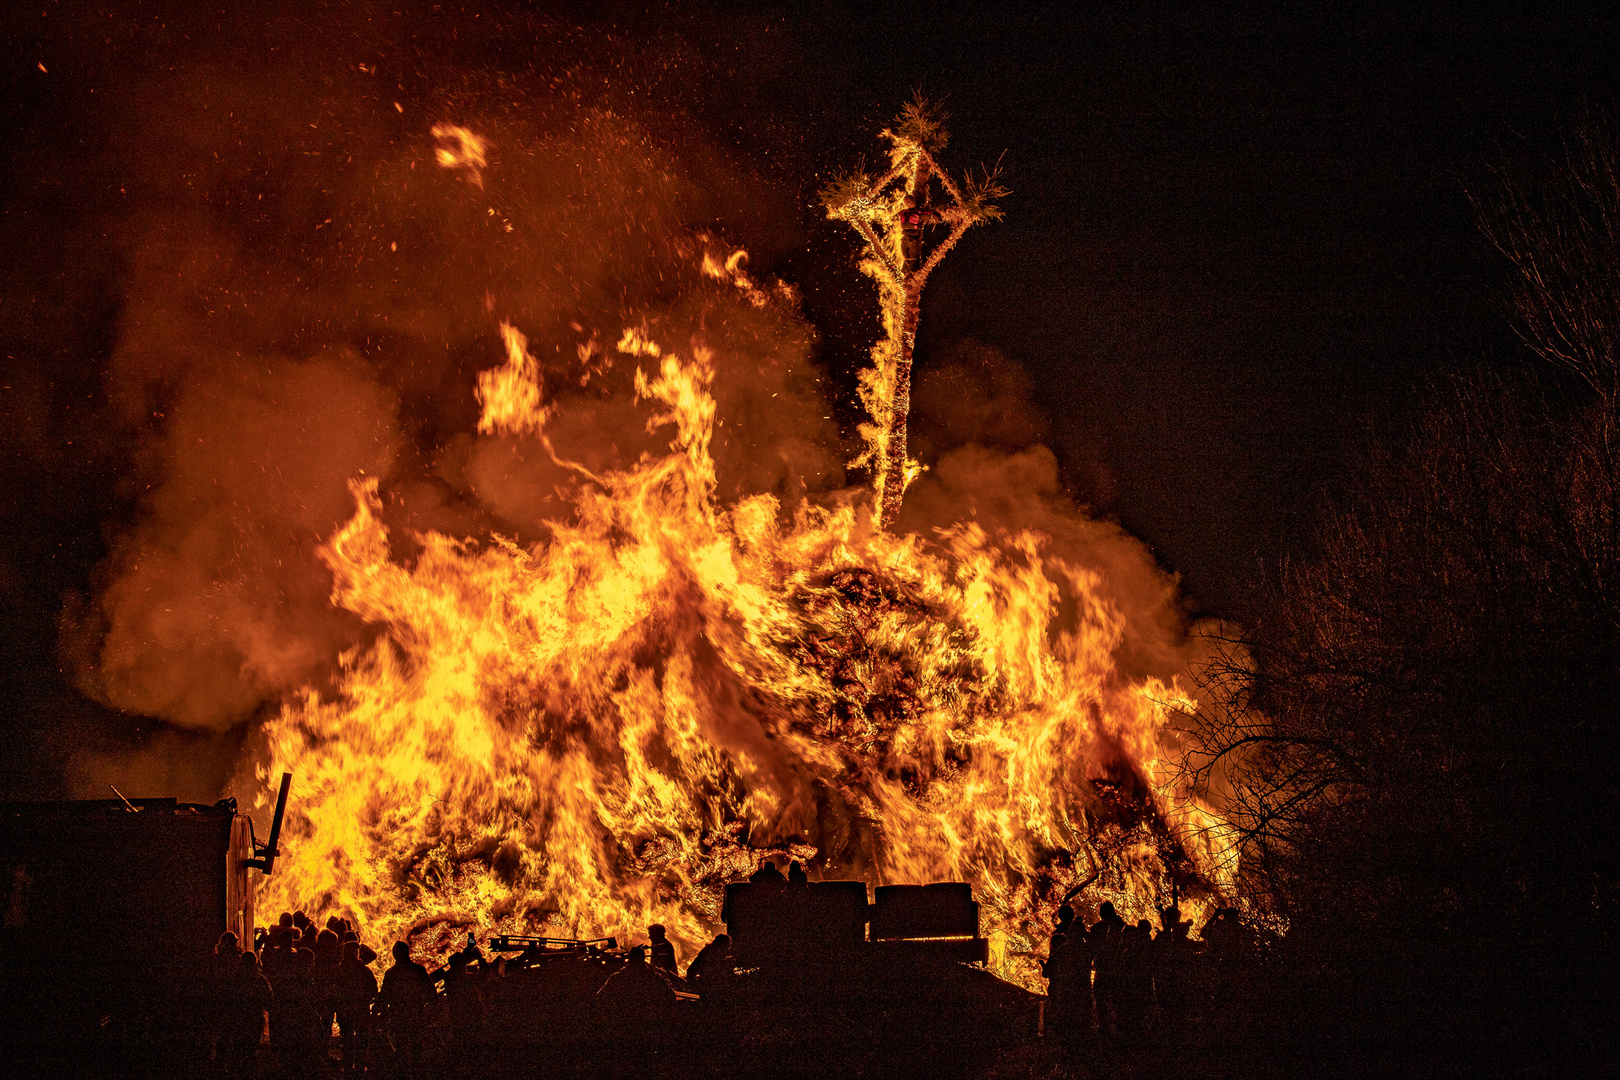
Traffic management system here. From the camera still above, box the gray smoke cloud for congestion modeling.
[70,353,401,731]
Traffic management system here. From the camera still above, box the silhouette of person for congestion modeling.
[440,949,488,1063]
[1053,904,1075,945]
[647,924,678,974]
[306,928,342,1065]
[377,940,433,1076]
[685,933,733,998]
[1203,908,1241,963]
[787,860,809,884]
[452,931,487,972]
[1043,905,1093,1049]
[749,860,786,884]
[596,945,676,1077]
[1091,901,1126,1041]
[261,924,300,1003]
[223,948,273,1078]
[1116,919,1156,1037]
[277,945,324,1073]
[334,939,376,1073]
[1042,929,1078,1040]
[1155,903,1193,1033]
[206,932,243,1062]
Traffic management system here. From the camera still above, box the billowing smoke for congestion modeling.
[54,15,839,798]
[908,338,1052,458]
[903,338,1202,686]
[70,354,401,731]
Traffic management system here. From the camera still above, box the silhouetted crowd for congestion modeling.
[200,909,716,1079]
[205,911,385,1077]
[195,885,1262,1077]
[1041,899,1261,1050]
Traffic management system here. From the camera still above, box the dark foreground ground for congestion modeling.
[2,947,1613,1080]
[994,951,1615,1080]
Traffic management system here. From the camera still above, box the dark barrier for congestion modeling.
[724,879,869,966]
[871,882,978,941]
[0,798,235,973]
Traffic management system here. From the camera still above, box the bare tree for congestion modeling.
[1180,119,1620,945]
[1477,118,1620,408]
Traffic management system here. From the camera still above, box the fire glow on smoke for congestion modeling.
[242,120,1238,992]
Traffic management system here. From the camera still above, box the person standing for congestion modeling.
[377,941,432,1077]
[334,939,376,1073]
[223,948,273,1079]
[647,925,678,975]
[685,933,733,997]
[1090,902,1126,1042]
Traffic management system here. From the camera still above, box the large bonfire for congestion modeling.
[250,109,1239,992]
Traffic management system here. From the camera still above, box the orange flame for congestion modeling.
[432,123,488,188]
[251,133,1238,992]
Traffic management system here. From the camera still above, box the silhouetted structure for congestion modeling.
[715,878,1031,1076]
[0,796,261,1073]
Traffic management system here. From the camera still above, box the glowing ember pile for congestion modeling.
[249,123,1237,993]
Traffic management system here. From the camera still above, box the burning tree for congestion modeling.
[821,96,1006,529]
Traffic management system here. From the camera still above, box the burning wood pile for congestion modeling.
[145,105,1244,990]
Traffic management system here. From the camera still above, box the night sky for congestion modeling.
[3,2,1617,801]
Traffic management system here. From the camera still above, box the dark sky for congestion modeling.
[2,2,1617,799]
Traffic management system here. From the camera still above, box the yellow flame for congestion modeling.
[255,316,1238,989]
[432,123,488,187]
[699,243,770,307]
[477,323,547,436]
